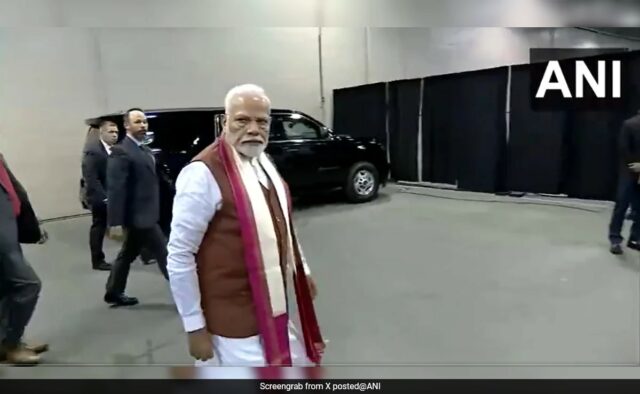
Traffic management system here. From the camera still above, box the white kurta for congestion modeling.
[167,160,312,366]
[195,324,312,366]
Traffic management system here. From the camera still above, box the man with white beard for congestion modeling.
[167,84,325,366]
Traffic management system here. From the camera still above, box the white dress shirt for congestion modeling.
[100,139,112,204]
[100,139,112,155]
[127,134,142,146]
[127,134,158,166]
[167,159,271,333]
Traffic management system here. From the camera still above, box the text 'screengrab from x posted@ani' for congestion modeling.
[260,381,383,392]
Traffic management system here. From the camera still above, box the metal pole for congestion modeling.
[385,82,391,165]
[364,27,371,83]
[318,27,326,124]
[506,66,512,144]
[417,78,425,182]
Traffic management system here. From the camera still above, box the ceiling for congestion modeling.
[579,28,640,41]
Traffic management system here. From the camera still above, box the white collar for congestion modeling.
[127,134,143,146]
[100,139,112,154]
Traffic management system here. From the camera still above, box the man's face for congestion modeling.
[125,110,148,141]
[223,94,271,158]
[99,121,119,146]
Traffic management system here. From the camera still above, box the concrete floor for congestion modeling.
[7,184,640,373]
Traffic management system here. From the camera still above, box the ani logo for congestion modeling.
[529,48,629,111]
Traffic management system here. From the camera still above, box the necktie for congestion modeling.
[0,160,21,217]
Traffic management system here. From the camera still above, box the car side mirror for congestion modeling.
[142,131,155,145]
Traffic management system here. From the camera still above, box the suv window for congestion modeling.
[270,114,323,141]
[147,111,215,152]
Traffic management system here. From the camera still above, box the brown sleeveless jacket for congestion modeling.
[192,143,290,338]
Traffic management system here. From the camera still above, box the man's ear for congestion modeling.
[220,115,229,136]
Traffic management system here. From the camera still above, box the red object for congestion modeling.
[0,160,21,217]
[218,139,292,366]
[218,139,325,366]
[285,182,326,365]
[290,218,326,365]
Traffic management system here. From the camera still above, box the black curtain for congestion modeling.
[624,51,640,115]
[422,75,456,185]
[330,50,640,200]
[506,64,568,194]
[388,78,421,181]
[560,51,640,201]
[561,111,625,200]
[422,68,508,193]
[332,83,387,143]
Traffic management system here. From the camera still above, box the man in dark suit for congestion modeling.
[82,120,118,271]
[609,110,640,254]
[104,108,169,307]
[0,153,49,365]
[81,121,157,270]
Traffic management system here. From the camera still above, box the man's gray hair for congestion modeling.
[224,84,271,114]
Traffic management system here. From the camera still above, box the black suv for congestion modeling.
[82,108,388,229]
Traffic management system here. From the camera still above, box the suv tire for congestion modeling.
[344,162,379,203]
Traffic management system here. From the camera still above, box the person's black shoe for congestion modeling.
[627,240,640,252]
[104,293,139,307]
[610,243,623,255]
[92,261,112,271]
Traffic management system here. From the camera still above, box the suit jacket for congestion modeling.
[619,112,640,176]
[107,136,160,229]
[81,138,109,208]
[0,154,42,244]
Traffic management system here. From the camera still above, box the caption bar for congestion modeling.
[260,381,382,392]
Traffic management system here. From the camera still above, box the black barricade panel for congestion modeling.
[625,51,640,115]
[331,49,640,200]
[563,51,640,201]
[422,68,508,193]
[388,78,421,181]
[422,75,456,185]
[332,83,387,144]
[562,111,626,200]
[507,64,567,195]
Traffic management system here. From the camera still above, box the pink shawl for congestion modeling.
[217,139,325,366]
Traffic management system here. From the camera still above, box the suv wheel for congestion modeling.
[345,162,379,203]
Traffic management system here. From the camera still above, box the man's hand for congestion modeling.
[628,163,640,173]
[37,229,48,245]
[108,226,125,241]
[188,328,214,362]
[307,276,318,300]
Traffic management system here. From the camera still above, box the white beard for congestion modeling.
[236,143,266,158]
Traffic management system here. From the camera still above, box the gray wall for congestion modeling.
[1,24,639,218]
